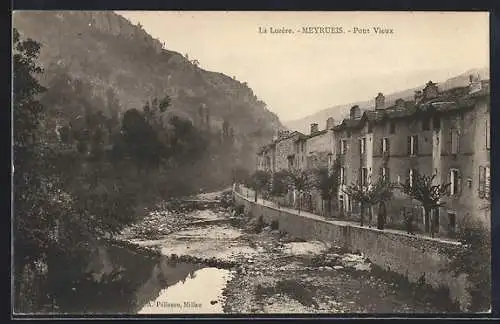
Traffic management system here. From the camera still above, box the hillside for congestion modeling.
[12,11,283,169]
[285,67,489,133]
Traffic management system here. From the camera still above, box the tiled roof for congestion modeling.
[306,129,328,139]
[332,83,489,132]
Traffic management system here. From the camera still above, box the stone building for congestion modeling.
[332,78,490,234]
[256,76,490,236]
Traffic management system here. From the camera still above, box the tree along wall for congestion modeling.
[233,190,472,311]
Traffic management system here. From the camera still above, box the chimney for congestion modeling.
[326,117,336,130]
[414,91,423,104]
[375,93,385,110]
[350,105,361,120]
[395,98,405,108]
[469,74,482,94]
[310,123,319,134]
[422,81,439,100]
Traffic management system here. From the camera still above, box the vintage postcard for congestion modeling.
[12,10,491,316]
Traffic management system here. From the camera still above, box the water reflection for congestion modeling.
[53,244,232,314]
[138,267,233,314]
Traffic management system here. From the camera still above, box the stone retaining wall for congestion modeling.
[233,190,471,311]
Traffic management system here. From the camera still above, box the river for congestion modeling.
[46,191,457,314]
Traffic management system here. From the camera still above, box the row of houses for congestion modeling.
[256,76,490,236]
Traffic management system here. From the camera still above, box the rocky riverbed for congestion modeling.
[115,189,457,314]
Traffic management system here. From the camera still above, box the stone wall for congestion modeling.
[233,190,471,311]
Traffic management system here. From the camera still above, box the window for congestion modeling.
[433,208,440,233]
[422,116,431,131]
[433,116,441,130]
[448,212,456,234]
[409,169,415,188]
[382,137,389,154]
[450,169,460,196]
[361,168,368,187]
[407,135,419,156]
[389,121,396,134]
[287,156,294,170]
[486,120,490,149]
[340,167,346,185]
[467,178,472,189]
[339,195,344,212]
[381,167,390,181]
[340,139,347,154]
[360,138,366,155]
[327,154,333,168]
[450,130,460,154]
[479,166,490,199]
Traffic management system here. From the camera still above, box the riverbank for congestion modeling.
[111,189,458,314]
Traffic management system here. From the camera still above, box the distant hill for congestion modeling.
[284,67,489,133]
[13,11,284,169]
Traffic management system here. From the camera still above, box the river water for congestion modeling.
[45,199,457,315]
[53,243,234,314]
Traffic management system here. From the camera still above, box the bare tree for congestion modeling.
[343,178,394,227]
[288,169,313,213]
[401,172,450,237]
[311,158,341,217]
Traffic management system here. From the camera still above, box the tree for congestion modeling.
[311,159,341,217]
[158,95,171,113]
[401,172,450,237]
[288,169,313,212]
[248,170,272,202]
[231,166,250,184]
[447,216,491,312]
[270,170,292,198]
[120,109,162,173]
[343,177,394,227]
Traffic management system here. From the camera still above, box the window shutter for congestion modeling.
[457,170,462,196]
[485,166,490,199]
[380,138,384,154]
[486,121,490,149]
[407,136,412,155]
[478,166,485,198]
[448,129,453,154]
[387,140,390,155]
[387,168,390,182]
[415,136,419,155]
[446,170,453,196]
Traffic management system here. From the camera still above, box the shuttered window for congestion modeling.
[382,137,389,154]
[479,166,486,198]
[408,135,418,156]
[479,166,491,199]
[450,130,460,154]
[381,167,390,182]
[486,120,490,150]
[485,166,490,199]
[449,169,462,197]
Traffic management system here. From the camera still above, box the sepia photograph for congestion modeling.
[12,10,491,316]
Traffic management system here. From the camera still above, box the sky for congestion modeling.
[116,11,489,122]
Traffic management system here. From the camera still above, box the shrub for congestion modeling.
[447,220,491,312]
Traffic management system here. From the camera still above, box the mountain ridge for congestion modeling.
[13,10,284,168]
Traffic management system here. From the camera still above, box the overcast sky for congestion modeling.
[116,11,489,122]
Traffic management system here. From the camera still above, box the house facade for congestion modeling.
[256,76,490,235]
